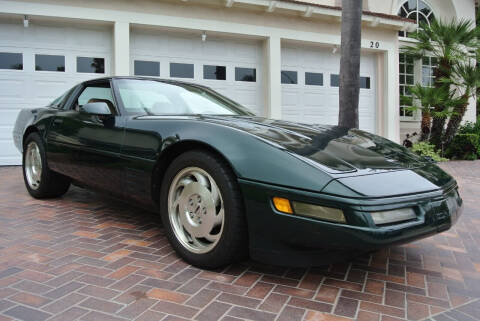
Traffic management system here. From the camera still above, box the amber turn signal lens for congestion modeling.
[272,197,293,214]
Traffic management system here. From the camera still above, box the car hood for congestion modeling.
[202,115,427,175]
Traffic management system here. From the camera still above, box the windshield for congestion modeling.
[49,86,75,109]
[115,79,255,116]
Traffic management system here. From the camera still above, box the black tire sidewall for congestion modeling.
[160,150,247,268]
[23,133,48,198]
[22,132,69,198]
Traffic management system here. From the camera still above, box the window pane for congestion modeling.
[35,54,65,72]
[77,57,105,73]
[330,74,339,87]
[281,70,297,84]
[170,63,194,78]
[406,64,414,74]
[422,66,431,78]
[406,0,417,11]
[305,72,323,86]
[77,86,113,106]
[235,67,256,82]
[134,60,160,77]
[398,0,434,38]
[360,76,371,89]
[0,52,23,70]
[203,65,226,80]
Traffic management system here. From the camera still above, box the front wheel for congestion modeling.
[22,132,70,198]
[160,150,248,268]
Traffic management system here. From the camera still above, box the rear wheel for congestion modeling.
[23,132,70,198]
[160,150,248,268]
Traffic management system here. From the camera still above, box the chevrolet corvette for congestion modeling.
[13,77,463,268]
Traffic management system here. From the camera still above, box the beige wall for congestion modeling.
[2,0,474,142]
[298,0,472,20]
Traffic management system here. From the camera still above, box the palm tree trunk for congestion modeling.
[420,112,431,141]
[429,115,444,145]
[443,93,469,147]
[338,0,363,128]
[429,58,451,148]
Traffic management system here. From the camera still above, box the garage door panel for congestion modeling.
[0,109,22,127]
[203,40,228,58]
[132,33,163,52]
[0,24,25,42]
[0,78,24,100]
[168,37,198,57]
[282,91,299,106]
[232,42,258,60]
[233,88,257,106]
[282,45,376,133]
[0,20,112,165]
[282,111,302,123]
[304,112,337,125]
[131,30,263,116]
[72,29,111,48]
[33,79,69,99]
[33,26,68,45]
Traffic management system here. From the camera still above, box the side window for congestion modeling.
[74,82,116,114]
[50,86,75,109]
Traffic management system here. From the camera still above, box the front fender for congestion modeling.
[124,118,333,192]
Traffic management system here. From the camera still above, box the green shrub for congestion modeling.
[445,133,480,160]
[444,116,480,160]
[411,142,448,162]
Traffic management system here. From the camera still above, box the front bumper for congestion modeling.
[239,179,463,267]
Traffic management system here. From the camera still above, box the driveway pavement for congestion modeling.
[0,162,479,321]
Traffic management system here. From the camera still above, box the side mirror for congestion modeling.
[80,102,112,116]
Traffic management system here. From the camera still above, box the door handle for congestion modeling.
[53,118,63,125]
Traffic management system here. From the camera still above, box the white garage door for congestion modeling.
[0,19,112,165]
[281,44,377,133]
[131,29,264,115]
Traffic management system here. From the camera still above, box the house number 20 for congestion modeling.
[370,41,380,48]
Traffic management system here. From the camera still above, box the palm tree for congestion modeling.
[338,0,363,129]
[402,18,477,149]
[407,84,464,142]
[443,62,480,146]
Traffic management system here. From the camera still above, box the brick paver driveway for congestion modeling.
[0,162,479,321]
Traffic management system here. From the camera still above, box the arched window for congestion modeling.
[398,0,435,37]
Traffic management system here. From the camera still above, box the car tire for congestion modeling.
[22,132,71,199]
[160,150,248,268]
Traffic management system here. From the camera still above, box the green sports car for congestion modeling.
[13,77,463,268]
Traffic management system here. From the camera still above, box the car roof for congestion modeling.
[83,76,209,89]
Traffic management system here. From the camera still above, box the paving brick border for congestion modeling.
[0,161,479,321]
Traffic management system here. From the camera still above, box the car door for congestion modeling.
[46,79,126,194]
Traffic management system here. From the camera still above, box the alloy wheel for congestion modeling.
[25,141,42,190]
[167,167,224,254]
